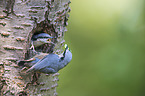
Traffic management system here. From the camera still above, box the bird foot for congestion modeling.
[30,42,38,53]
[20,67,28,73]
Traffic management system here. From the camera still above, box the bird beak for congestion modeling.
[47,39,55,45]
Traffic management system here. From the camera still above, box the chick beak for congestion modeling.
[47,38,54,45]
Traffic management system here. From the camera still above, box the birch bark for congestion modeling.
[0,0,70,95]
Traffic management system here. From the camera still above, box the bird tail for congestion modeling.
[18,61,25,67]
[18,60,33,67]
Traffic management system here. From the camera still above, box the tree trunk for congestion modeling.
[0,0,70,95]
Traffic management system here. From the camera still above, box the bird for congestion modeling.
[26,44,72,74]
[30,33,54,51]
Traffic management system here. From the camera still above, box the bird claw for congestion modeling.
[30,41,37,53]
[20,67,28,73]
[29,43,35,50]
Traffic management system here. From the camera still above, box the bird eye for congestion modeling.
[47,38,51,41]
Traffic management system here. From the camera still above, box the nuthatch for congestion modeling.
[30,33,54,51]
[26,44,72,74]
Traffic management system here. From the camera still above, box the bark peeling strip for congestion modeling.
[5,58,18,62]
[0,15,5,19]
[15,14,25,18]
[3,45,23,50]
[51,83,58,89]
[12,26,24,30]
[15,37,26,41]
[21,23,32,27]
[52,78,59,82]
[0,22,6,26]
[40,87,50,91]
[0,32,10,37]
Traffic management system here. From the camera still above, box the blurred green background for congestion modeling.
[57,0,145,96]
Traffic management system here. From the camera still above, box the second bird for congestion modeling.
[30,33,54,50]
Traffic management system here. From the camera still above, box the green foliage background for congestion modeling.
[57,0,145,96]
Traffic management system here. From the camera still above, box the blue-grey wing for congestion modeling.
[40,68,57,74]
[30,54,59,71]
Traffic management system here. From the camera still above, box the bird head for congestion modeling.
[63,44,71,56]
[31,33,54,47]
[60,44,72,60]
